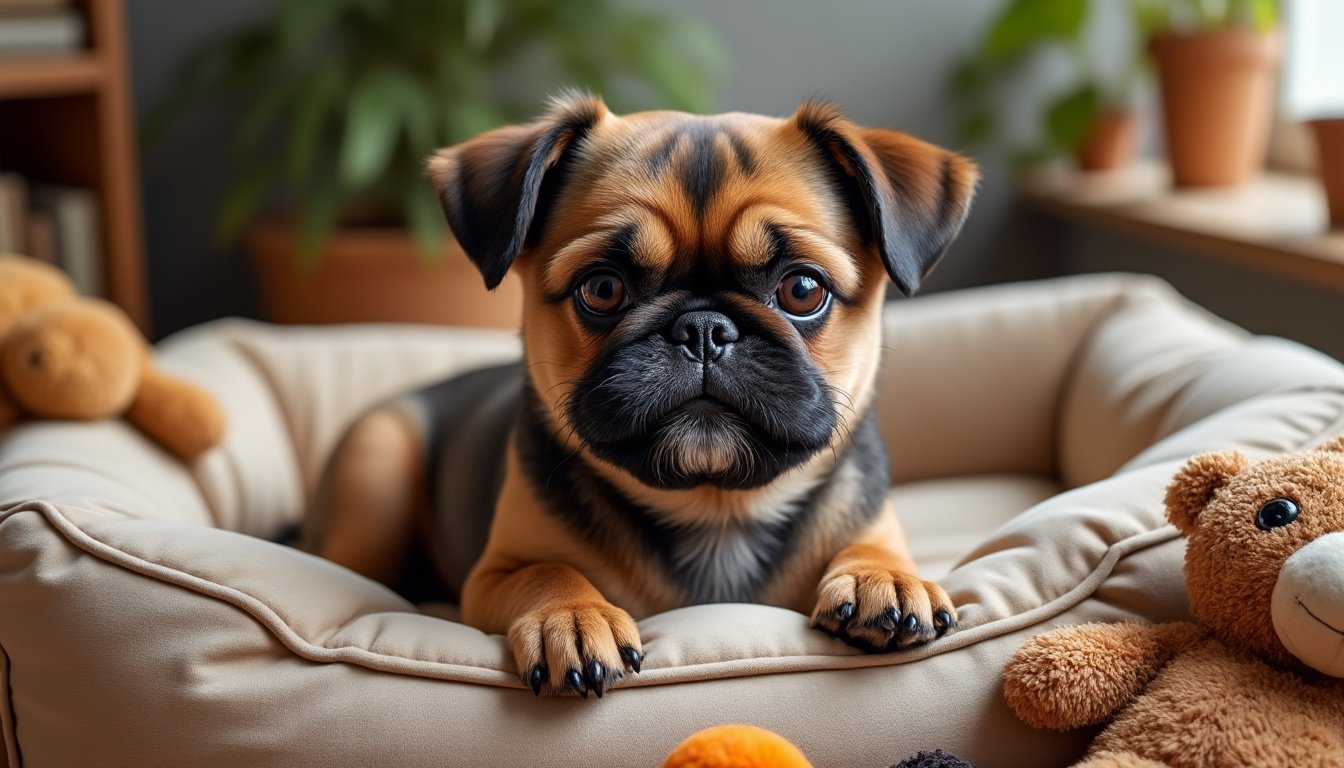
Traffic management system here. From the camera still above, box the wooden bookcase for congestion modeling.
[0,0,147,330]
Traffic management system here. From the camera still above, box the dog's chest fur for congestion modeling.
[516,385,889,607]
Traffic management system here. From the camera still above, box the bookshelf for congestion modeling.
[0,0,147,330]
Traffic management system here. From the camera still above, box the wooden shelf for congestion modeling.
[0,0,147,331]
[0,54,102,99]
[1019,161,1344,292]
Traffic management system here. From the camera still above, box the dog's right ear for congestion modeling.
[427,95,606,289]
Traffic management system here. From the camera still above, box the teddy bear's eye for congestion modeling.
[1256,498,1300,531]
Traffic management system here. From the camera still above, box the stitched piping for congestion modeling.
[5,499,1177,691]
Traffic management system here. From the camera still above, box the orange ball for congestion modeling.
[662,724,813,768]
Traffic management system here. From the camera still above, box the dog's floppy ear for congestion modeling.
[427,94,606,289]
[791,101,979,296]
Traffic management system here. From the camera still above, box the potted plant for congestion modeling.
[1312,119,1344,229]
[952,0,1144,172]
[149,0,722,328]
[1138,0,1281,186]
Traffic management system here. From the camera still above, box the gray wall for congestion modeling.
[127,0,1034,337]
[129,0,269,337]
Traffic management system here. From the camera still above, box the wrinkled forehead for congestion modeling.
[533,111,865,296]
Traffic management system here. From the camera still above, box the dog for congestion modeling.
[303,94,978,699]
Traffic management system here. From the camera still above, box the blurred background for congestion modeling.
[1,0,1341,354]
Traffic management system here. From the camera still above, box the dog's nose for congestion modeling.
[670,311,739,363]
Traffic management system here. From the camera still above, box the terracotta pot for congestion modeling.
[1311,118,1344,230]
[1076,110,1138,172]
[1149,27,1281,187]
[249,221,523,329]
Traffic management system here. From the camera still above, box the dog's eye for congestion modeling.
[577,271,628,315]
[776,271,829,318]
[1256,498,1301,531]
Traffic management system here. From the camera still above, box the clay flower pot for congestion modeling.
[1310,118,1344,230]
[1076,110,1138,172]
[249,221,523,329]
[1149,27,1281,187]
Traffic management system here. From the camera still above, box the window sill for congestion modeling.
[1018,161,1344,291]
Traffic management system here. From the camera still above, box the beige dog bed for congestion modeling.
[3,273,1343,767]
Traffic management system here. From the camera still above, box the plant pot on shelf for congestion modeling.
[1149,27,1281,187]
[1076,110,1138,172]
[249,220,523,329]
[1310,118,1344,230]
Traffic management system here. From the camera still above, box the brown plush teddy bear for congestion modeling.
[1002,439,1344,767]
[0,255,224,459]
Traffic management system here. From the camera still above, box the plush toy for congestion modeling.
[662,725,813,768]
[660,724,976,768]
[1003,439,1344,767]
[890,750,976,768]
[0,255,224,459]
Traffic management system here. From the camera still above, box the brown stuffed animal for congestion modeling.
[0,255,224,459]
[1003,438,1344,767]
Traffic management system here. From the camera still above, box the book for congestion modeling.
[0,172,26,253]
[25,207,56,264]
[0,8,83,55]
[30,184,101,296]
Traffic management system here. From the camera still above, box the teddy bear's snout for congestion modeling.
[1271,531,1344,677]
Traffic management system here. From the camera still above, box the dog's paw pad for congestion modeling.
[811,568,956,652]
[508,601,643,698]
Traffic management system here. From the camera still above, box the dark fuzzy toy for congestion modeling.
[890,749,977,768]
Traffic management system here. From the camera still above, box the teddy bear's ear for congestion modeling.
[1164,451,1249,535]
[1317,434,1344,455]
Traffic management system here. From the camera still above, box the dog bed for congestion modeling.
[3,273,1343,767]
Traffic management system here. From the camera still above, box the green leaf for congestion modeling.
[949,56,989,98]
[1011,145,1059,169]
[986,0,1088,60]
[287,65,345,187]
[215,165,272,246]
[1248,0,1279,31]
[403,179,447,263]
[960,111,997,147]
[382,69,437,154]
[464,0,504,51]
[298,182,341,268]
[339,70,403,189]
[1046,84,1100,151]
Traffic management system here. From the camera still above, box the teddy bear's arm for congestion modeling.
[1002,621,1205,731]
[124,366,226,460]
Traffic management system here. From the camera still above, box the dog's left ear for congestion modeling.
[426,94,606,289]
[791,102,979,296]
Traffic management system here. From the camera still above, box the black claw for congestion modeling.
[834,602,855,621]
[934,610,954,635]
[878,606,899,631]
[565,668,588,699]
[586,660,606,698]
[528,665,546,696]
[620,646,643,674]
[901,612,920,634]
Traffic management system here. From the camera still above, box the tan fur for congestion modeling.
[306,407,425,585]
[1004,445,1344,766]
[0,255,224,459]
[331,97,978,696]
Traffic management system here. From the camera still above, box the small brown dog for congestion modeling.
[304,94,978,698]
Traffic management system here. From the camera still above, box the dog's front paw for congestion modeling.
[507,599,644,698]
[811,566,956,652]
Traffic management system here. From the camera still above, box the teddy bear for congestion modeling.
[0,254,224,459]
[1002,438,1344,767]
